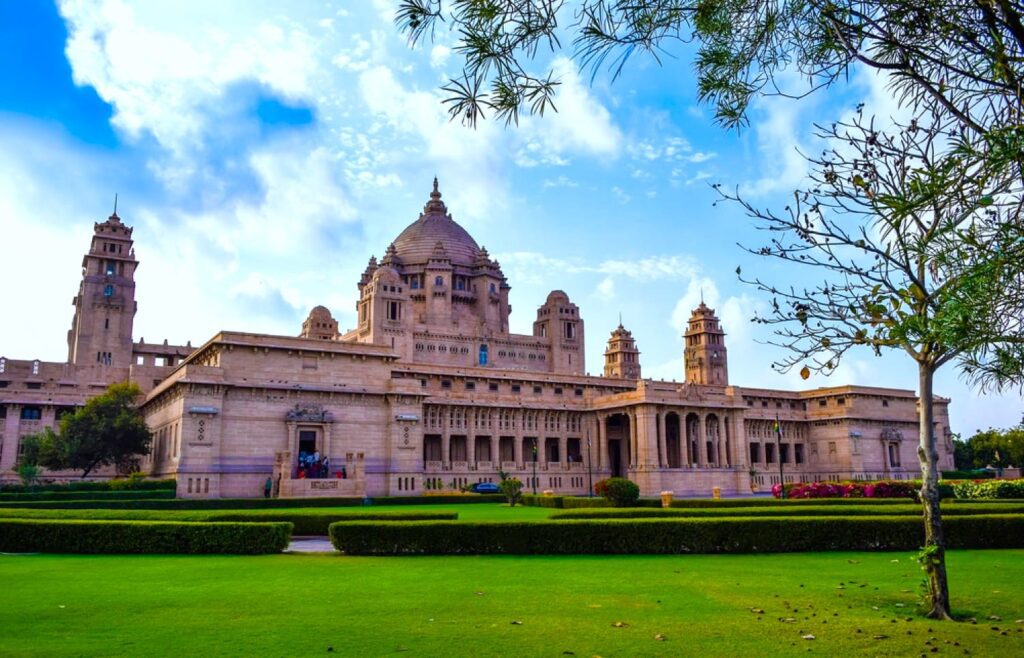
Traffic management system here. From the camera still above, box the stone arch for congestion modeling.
[706,413,720,466]
[605,413,631,478]
[665,411,682,468]
[685,412,701,466]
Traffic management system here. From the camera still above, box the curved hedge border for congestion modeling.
[329,515,1024,555]
[0,494,504,510]
[0,490,176,502]
[0,509,457,536]
[550,503,1024,519]
[0,519,291,554]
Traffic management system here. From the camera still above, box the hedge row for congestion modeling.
[0,519,291,554]
[0,494,504,511]
[521,495,661,509]
[0,478,176,493]
[942,470,995,480]
[0,508,458,535]
[549,503,1024,519]
[0,490,176,502]
[328,515,1024,555]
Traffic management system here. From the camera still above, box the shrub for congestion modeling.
[953,479,1024,499]
[499,477,524,507]
[772,480,923,500]
[594,477,640,507]
[328,515,1024,555]
[521,494,563,508]
[942,470,995,480]
[0,519,291,554]
[550,502,1024,519]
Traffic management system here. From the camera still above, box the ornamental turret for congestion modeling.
[683,301,728,386]
[604,321,641,379]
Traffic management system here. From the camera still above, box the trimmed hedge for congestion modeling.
[329,515,1024,555]
[0,508,458,536]
[942,470,995,480]
[522,495,660,509]
[0,494,504,511]
[669,497,915,508]
[0,519,291,554]
[550,503,1024,519]
[0,479,176,493]
[0,490,176,502]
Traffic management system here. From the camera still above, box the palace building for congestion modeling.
[0,180,955,497]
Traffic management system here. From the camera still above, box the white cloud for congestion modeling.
[429,44,451,69]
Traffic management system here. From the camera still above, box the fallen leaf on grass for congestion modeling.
[750,608,765,614]
[654,634,666,641]
[802,635,816,640]
[873,635,889,640]
[612,622,630,628]
[511,620,523,625]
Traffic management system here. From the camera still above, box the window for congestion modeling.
[26,382,41,390]
[105,261,116,275]
[441,380,452,389]
[837,397,846,406]
[554,387,563,395]
[533,386,542,394]
[488,383,498,392]
[104,318,109,330]
[0,405,6,419]
[575,388,583,397]
[761,401,768,408]
[794,443,805,464]
[387,301,401,321]
[564,322,575,339]
[465,381,476,391]
[104,284,114,297]
[511,384,521,393]
[819,399,827,407]
[0,381,8,388]
[20,406,42,420]
[420,379,427,388]
[749,443,761,463]
[434,276,444,286]
[31,360,39,375]
[765,443,776,464]
[779,444,790,463]
[479,344,488,366]
[882,399,889,407]
[489,283,496,293]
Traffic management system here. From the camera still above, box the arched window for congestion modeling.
[434,276,443,286]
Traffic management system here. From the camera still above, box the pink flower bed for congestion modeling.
[772,480,917,499]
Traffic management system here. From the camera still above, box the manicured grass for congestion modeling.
[0,550,1021,656]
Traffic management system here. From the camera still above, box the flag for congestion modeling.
[774,415,783,439]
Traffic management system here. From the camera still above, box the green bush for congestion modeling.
[0,490,176,502]
[593,477,640,507]
[0,508,458,535]
[953,479,1024,499]
[942,470,995,480]
[521,494,565,508]
[0,478,175,494]
[668,497,913,508]
[0,519,291,554]
[328,515,1024,555]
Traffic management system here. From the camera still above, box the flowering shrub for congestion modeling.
[953,479,1024,499]
[594,477,640,507]
[772,480,917,499]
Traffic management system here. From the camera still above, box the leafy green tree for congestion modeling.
[40,382,152,478]
[951,437,974,471]
[722,108,1024,619]
[396,0,1023,142]
[498,473,524,506]
[965,425,1024,468]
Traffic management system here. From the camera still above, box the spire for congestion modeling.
[108,193,122,223]
[423,177,448,215]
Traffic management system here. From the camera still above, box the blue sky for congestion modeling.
[0,0,1019,437]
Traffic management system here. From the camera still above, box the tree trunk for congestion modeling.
[918,362,953,620]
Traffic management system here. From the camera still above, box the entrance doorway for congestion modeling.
[609,439,623,477]
[298,430,318,457]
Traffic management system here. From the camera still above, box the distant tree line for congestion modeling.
[954,424,1024,471]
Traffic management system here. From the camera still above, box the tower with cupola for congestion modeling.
[604,321,641,379]
[683,301,728,386]
[66,209,138,368]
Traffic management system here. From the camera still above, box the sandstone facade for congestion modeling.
[0,181,955,496]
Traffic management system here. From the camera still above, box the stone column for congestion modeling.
[559,435,568,468]
[441,405,450,467]
[698,414,707,466]
[467,430,476,468]
[0,404,20,473]
[490,435,499,466]
[596,413,606,470]
[657,410,668,468]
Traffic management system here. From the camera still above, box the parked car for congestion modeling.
[471,482,500,494]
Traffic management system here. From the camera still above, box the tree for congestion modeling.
[39,382,152,478]
[963,425,1024,468]
[395,0,1023,143]
[498,470,524,506]
[719,107,1024,618]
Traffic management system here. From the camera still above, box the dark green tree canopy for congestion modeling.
[35,382,152,478]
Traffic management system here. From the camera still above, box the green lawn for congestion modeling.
[1,550,1021,657]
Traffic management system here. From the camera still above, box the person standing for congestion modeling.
[263,476,273,499]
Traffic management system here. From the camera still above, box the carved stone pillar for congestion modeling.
[657,410,668,468]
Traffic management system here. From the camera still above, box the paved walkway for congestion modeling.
[286,536,337,553]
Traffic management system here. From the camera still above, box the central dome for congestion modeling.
[391,178,480,267]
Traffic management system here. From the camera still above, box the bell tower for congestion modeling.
[683,301,728,386]
[603,321,641,379]
[67,207,138,368]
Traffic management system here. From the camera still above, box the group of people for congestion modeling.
[297,450,344,479]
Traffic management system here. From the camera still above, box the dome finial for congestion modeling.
[431,176,440,199]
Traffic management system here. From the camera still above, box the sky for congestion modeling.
[0,0,1019,437]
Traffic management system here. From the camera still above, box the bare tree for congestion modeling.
[722,107,1024,618]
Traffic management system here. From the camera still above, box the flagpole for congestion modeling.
[776,413,786,499]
